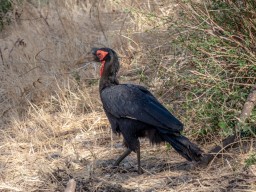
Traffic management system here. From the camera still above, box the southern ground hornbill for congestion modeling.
[92,47,203,174]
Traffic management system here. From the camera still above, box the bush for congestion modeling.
[0,0,12,30]
[245,153,256,168]
[173,0,256,140]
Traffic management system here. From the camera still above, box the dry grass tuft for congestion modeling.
[0,0,255,191]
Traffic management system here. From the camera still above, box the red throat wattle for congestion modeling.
[100,61,105,77]
[96,50,109,77]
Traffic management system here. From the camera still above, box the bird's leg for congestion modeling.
[113,148,132,166]
[136,145,143,174]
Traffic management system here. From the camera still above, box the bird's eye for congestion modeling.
[97,53,101,57]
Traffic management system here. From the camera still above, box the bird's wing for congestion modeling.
[100,84,183,132]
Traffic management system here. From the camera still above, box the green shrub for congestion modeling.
[170,0,256,140]
[245,153,256,168]
[0,0,12,30]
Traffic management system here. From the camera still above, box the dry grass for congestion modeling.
[0,0,255,191]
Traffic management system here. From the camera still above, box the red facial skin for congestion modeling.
[96,50,109,77]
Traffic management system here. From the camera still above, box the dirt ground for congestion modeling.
[0,1,255,192]
[39,128,256,192]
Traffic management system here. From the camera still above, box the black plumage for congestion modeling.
[92,47,203,174]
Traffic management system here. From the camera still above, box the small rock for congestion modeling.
[48,152,61,159]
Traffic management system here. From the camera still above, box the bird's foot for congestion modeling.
[113,161,120,167]
[137,167,144,174]
[112,164,119,170]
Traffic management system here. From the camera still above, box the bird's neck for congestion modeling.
[99,58,120,92]
[99,73,119,92]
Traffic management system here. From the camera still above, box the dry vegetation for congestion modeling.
[0,0,255,191]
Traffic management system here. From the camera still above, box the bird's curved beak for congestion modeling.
[91,48,99,56]
[91,48,101,62]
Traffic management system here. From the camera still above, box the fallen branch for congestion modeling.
[201,85,256,165]
[236,85,256,125]
[64,179,76,192]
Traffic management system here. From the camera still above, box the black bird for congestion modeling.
[92,47,202,174]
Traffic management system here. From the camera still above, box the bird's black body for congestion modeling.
[92,47,202,173]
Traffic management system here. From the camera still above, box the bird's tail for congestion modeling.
[162,134,203,162]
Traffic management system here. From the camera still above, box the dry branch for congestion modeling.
[237,85,256,124]
[201,85,256,165]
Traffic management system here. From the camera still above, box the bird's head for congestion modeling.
[91,47,120,77]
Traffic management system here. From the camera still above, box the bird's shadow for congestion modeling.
[143,158,199,173]
[95,157,198,175]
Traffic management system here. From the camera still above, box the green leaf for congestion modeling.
[218,121,227,129]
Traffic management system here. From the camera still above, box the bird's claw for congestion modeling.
[137,168,144,174]
[112,164,119,169]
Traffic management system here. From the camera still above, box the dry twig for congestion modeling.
[64,179,76,192]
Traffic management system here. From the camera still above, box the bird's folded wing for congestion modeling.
[101,84,183,132]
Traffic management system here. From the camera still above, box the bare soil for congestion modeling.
[39,129,256,192]
[0,1,255,192]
